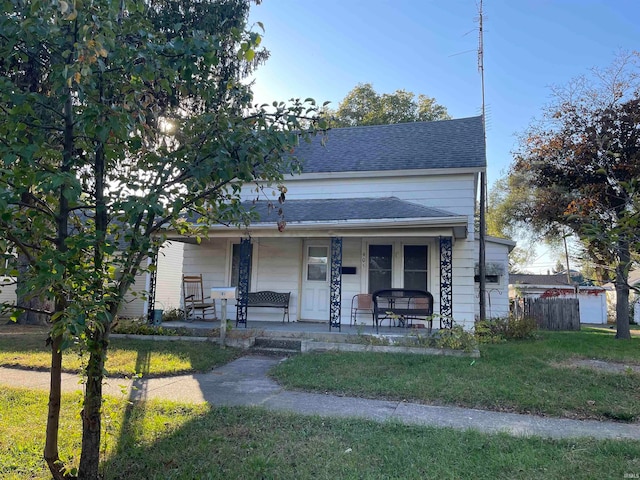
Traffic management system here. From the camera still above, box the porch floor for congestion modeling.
[161,318,436,340]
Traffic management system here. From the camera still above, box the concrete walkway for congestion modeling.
[2,356,639,441]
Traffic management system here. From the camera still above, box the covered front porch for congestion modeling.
[159,198,477,330]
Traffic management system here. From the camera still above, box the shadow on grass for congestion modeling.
[107,344,248,477]
[108,348,152,478]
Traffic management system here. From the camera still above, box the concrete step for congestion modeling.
[253,337,302,351]
[250,346,300,357]
[250,337,302,357]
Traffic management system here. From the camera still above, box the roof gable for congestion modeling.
[294,116,485,174]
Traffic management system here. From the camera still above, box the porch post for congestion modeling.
[439,236,453,328]
[329,237,343,331]
[236,237,251,327]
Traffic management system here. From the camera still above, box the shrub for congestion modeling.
[475,316,537,343]
[162,308,184,322]
[434,324,477,352]
[112,318,192,337]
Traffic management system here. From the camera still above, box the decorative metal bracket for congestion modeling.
[146,246,159,324]
[439,236,453,329]
[329,237,343,331]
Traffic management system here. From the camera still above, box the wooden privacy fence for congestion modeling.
[514,297,580,331]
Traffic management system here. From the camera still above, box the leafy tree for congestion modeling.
[0,0,325,478]
[327,82,451,127]
[509,52,640,339]
[485,177,535,272]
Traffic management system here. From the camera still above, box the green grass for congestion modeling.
[0,325,241,377]
[271,329,640,421]
[1,387,639,480]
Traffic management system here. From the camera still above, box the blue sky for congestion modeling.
[247,0,639,271]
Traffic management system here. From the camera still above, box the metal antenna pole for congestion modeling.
[478,0,487,322]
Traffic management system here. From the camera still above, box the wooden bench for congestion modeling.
[236,291,291,327]
[372,289,434,333]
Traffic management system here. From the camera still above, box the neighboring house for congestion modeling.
[162,116,503,330]
[476,236,516,319]
[604,269,640,324]
[509,274,608,324]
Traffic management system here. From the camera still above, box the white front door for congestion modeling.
[301,243,330,321]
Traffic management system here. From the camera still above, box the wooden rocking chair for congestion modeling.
[182,274,216,322]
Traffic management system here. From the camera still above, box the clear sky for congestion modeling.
[247,0,640,272]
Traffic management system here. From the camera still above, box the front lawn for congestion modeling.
[0,324,240,377]
[2,387,639,480]
[271,329,640,421]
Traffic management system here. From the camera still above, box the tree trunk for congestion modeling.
[78,329,108,480]
[44,84,75,479]
[615,238,632,340]
[44,332,66,480]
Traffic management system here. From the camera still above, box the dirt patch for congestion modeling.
[557,358,640,375]
[585,326,640,337]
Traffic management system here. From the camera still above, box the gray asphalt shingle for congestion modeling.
[242,197,460,223]
[294,116,485,173]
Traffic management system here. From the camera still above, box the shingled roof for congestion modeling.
[294,116,485,173]
[509,274,572,286]
[242,197,461,223]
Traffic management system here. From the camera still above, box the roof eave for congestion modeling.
[164,216,469,240]
[284,166,484,182]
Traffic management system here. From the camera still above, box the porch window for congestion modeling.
[404,245,428,291]
[231,243,253,289]
[307,246,328,281]
[368,244,392,293]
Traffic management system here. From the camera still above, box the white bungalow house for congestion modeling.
[157,116,507,330]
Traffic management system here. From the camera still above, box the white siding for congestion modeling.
[474,239,513,319]
[275,173,475,212]
[0,277,16,309]
[253,238,302,321]
[243,173,477,233]
[118,270,147,319]
[118,242,185,318]
[153,241,184,311]
[452,239,477,328]
[182,238,227,316]
[341,238,365,324]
